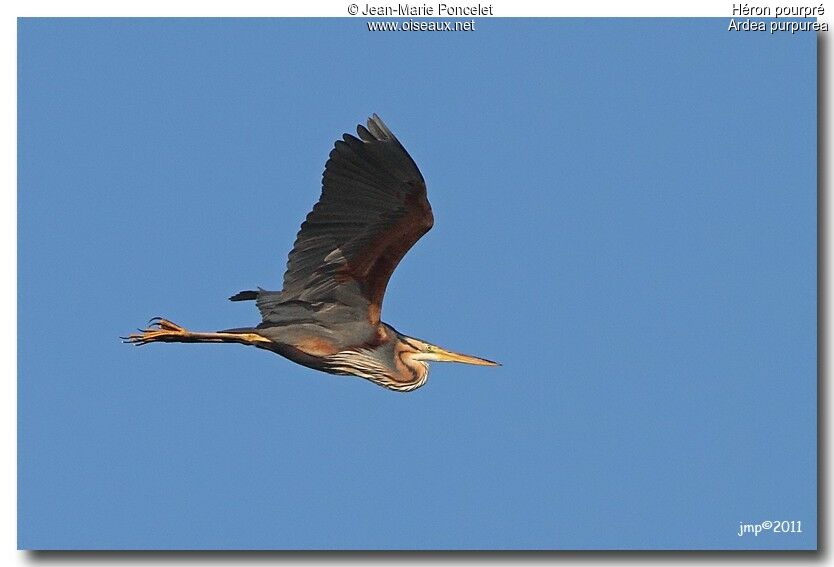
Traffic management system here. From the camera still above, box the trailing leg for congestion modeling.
[122,317,271,347]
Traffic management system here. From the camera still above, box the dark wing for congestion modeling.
[278,114,433,324]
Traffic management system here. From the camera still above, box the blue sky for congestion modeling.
[19,18,816,549]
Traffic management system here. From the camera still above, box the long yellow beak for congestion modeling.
[423,345,500,366]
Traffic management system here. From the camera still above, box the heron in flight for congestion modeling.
[124,115,498,391]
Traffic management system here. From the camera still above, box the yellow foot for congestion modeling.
[122,317,188,345]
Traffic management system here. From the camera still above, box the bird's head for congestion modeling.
[337,326,500,392]
[397,334,500,367]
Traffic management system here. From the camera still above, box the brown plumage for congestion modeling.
[124,114,498,391]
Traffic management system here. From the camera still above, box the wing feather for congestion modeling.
[278,115,433,325]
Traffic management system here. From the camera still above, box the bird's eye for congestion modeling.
[426,345,434,352]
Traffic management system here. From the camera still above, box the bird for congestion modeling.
[123,114,498,391]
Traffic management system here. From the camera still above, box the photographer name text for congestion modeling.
[359,3,493,16]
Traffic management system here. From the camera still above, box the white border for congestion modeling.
[6,2,829,565]
[10,1,772,17]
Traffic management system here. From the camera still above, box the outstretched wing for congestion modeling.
[279,114,433,324]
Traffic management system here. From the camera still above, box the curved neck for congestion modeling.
[388,341,429,391]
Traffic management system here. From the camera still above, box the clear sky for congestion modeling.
[18,18,816,550]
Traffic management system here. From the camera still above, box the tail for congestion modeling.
[229,287,282,320]
[229,290,258,302]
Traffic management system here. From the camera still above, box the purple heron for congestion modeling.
[123,115,498,391]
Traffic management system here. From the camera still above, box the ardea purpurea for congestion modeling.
[123,115,498,391]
